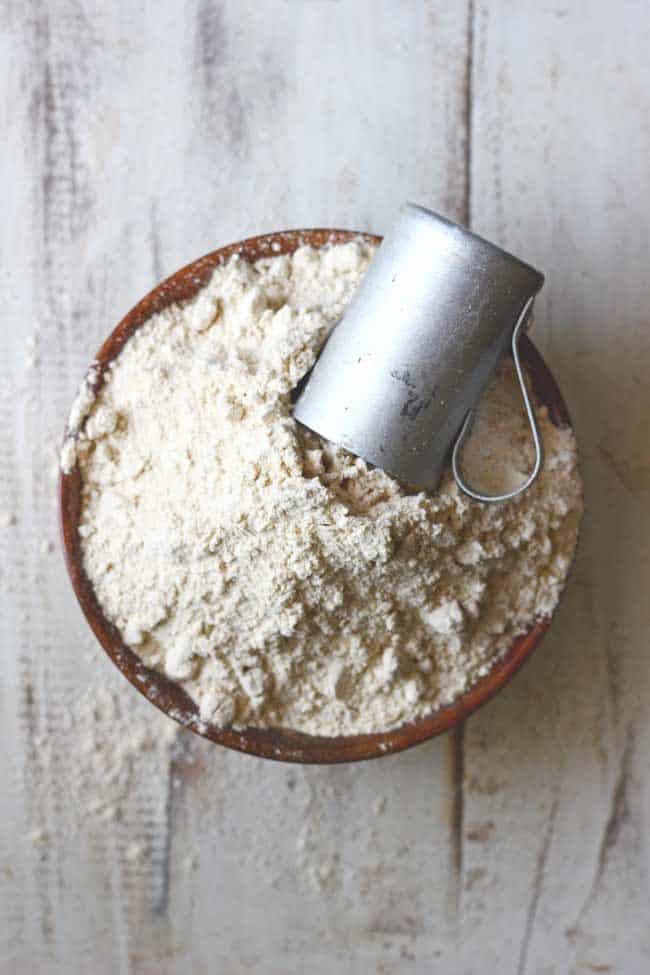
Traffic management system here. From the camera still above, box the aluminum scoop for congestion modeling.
[293,203,545,501]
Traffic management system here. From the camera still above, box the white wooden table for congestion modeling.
[2,2,649,972]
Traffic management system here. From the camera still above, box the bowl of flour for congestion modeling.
[60,229,583,762]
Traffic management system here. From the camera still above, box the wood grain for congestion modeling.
[460,3,650,973]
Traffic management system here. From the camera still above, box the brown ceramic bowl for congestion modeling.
[60,228,577,763]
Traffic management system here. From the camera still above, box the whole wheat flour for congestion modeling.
[62,240,582,736]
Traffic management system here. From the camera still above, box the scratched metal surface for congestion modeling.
[1,2,649,973]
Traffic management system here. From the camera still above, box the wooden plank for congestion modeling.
[157,2,473,972]
[462,2,650,972]
[1,2,473,973]
[1,3,196,972]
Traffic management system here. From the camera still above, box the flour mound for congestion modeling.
[67,241,582,736]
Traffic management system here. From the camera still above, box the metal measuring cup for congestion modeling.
[293,203,545,501]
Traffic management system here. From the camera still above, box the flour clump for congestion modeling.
[64,240,582,736]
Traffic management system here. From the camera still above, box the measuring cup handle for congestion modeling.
[451,296,544,503]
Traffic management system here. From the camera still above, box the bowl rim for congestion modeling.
[59,227,576,764]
